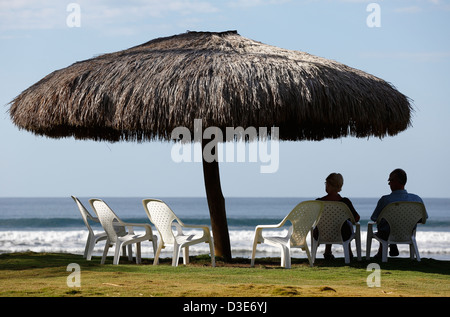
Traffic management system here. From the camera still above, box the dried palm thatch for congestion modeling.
[9,30,412,143]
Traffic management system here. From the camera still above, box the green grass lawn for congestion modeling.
[0,252,449,297]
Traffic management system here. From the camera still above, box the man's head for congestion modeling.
[388,168,407,191]
[325,173,344,193]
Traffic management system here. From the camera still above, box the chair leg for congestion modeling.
[113,243,122,265]
[280,245,290,269]
[84,234,92,258]
[86,238,96,261]
[286,253,291,269]
[136,242,141,264]
[153,242,163,265]
[304,245,313,267]
[366,236,372,260]
[183,247,189,265]
[412,241,421,261]
[343,242,351,264]
[101,240,110,264]
[250,238,259,267]
[355,230,362,261]
[409,244,414,260]
[311,239,319,263]
[280,245,285,268]
[209,239,216,267]
[173,244,182,267]
[366,224,374,260]
[151,236,158,260]
[127,245,133,261]
[381,242,388,262]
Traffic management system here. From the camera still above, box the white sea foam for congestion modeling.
[1,229,450,261]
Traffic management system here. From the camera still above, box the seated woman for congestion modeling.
[315,173,360,260]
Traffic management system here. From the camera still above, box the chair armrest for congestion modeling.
[189,225,212,237]
[255,223,284,230]
[112,222,126,228]
[181,224,210,230]
[255,216,288,231]
[87,214,100,222]
[122,222,153,235]
[175,222,212,237]
[253,221,287,243]
[123,222,151,228]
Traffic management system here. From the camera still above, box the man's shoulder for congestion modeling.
[378,194,393,203]
[406,192,423,202]
[382,190,423,203]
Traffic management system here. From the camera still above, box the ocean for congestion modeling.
[1,197,449,261]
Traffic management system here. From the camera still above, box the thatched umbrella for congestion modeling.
[9,30,412,261]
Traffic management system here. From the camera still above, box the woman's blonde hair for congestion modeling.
[326,173,344,192]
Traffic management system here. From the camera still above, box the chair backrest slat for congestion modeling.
[143,199,178,244]
[72,196,96,234]
[315,201,355,243]
[90,199,121,243]
[286,200,323,247]
[378,201,427,242]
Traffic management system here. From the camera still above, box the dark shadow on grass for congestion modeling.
[0,252,448,276]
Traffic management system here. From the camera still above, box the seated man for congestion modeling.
[370,168,427,257]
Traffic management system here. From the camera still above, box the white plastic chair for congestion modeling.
[250,200,324,268]
[366,201,427,262]
[142,199,215,267]
[311,201,362,264]
[89,199,158,265]
[71,196,108,260]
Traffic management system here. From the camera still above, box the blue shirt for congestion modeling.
[371,189,427,232]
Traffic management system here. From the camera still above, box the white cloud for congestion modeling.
[393,0,450,13]
[361,51,450,62]
[227,0,291,8]
[0,0,220,32]
[0,0,62,31]
[394,6,422,13]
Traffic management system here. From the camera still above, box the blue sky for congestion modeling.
[1,0,449,198]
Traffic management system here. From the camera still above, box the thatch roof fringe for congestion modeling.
[9,31,412,143]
